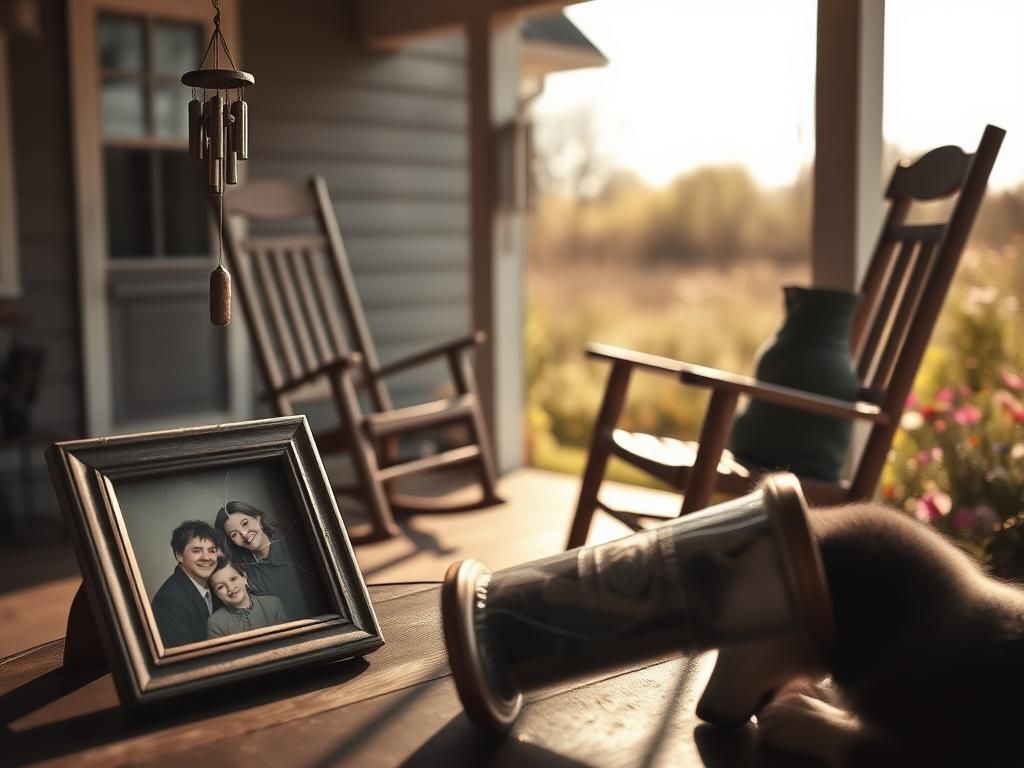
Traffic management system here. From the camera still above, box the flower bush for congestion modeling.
[884,245,1024,575]
[886,378,1024,568]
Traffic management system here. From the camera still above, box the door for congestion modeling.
[69,0,249,435]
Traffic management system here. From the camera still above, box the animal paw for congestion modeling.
[758,691,859,767]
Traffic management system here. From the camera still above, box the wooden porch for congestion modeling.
[0,467,678,659]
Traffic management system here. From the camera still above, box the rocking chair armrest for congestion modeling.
[676,363,890,424]
[585,342,688,378]
[372,331,486,379]
[260,353,364,400]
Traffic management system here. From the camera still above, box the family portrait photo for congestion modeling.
[46,416,382,707]
[116,457,335,650]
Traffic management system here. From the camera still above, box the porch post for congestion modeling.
[467,13,495,465]
[812,0,885,290]
[468,13,525,472]
[489,22,526,472]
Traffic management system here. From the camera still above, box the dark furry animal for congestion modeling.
[698,502,1024,767]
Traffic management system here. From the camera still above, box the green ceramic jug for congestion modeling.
[728,285,861,481]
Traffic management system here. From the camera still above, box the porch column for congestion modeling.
[812,0,885,289]
[468,14,525,472]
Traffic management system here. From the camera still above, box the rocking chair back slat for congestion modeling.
[226,233,285,397]
[850,202,907,353]
[312,177,393,413]
[272,248,319,373]
[307,244,352,363]
[871,238,938,393]
[855,237,918,385]
[292,247,335,365]
[254,247,304,382]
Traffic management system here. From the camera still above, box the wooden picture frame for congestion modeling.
[46,415,383,708]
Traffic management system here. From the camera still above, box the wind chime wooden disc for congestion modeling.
[181,68,254,90]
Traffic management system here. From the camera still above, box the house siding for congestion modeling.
[2,0,81,527]
[243,0,472,411]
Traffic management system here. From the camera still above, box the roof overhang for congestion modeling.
[521,38,607,81]
[355,0,585,50]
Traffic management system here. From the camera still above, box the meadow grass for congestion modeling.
[525,258,808,486]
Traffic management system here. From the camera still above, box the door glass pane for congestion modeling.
[104,148,154,257]
[98,16,144,72]
[153,82,191,138]
[101,77,147,138]
[153,22,201,76]
[161,151,209,256]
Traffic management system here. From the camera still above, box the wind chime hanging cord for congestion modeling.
[209,5,231,328]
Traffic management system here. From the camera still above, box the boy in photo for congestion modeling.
[207,558,289,639]
[151,520,222,648]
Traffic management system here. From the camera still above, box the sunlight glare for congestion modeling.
[534,0,1024,189]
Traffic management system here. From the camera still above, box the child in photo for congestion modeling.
[207,558,289,639]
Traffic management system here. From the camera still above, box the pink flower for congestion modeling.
[915,491,953,523]
[905,392,919,410]
[1000,370,1024,391]
[915,449,932,466]
[994,390,1024,423]
[994,389,1020,409]
[954,404,982,426]
[932,447,944,462]
[936,388,955,403]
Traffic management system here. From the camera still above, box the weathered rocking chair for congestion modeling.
[567,124,1005,548]
[224,177,502,542]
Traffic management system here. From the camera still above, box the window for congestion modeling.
[98,15,208,259]
[0,31,19,297]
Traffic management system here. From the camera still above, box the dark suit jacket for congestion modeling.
[151,565,220,648]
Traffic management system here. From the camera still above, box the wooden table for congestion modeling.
[0,583,812,767]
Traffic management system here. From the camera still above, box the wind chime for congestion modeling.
[181,0,253,326]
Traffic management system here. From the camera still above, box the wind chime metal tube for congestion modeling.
[224,105,238,185]
[181,0,253,326]
[188,98,202,160]
[231,99,248,160]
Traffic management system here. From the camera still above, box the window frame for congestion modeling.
[98,12,207,261]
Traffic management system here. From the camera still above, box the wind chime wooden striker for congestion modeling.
[181,0,253,326]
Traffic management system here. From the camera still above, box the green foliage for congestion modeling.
[524,261,803,484]
[530,165,811,268]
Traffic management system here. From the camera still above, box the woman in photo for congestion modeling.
[215,500,329,620]
[207,559,288,639]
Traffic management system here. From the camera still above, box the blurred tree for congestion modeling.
[532,105,613,200]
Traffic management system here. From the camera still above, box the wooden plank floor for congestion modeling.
[0,468,679,659]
